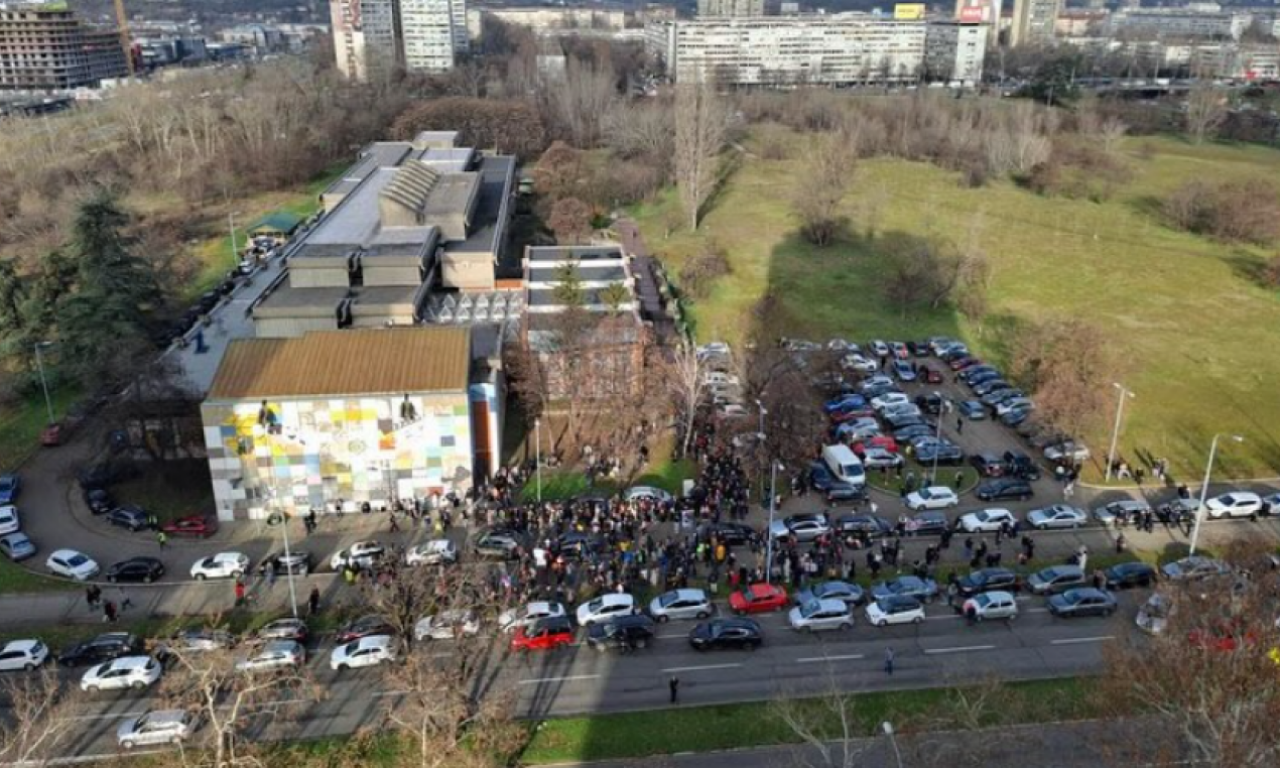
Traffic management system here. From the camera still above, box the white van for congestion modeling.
[822,445,866,487]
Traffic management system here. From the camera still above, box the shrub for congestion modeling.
[1163,179,1280,246]
[679,241,732,299]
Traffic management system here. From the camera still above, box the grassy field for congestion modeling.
[0,385,81,472]
[632,134,1280,481]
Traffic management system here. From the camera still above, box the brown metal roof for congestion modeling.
[207,327,470,400]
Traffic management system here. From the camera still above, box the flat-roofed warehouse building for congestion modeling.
[202,327,499,520]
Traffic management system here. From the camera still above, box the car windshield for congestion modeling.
[66,554,88,567]
[658,592,681,608]
[800,601,822,618]
[586,598,604,612]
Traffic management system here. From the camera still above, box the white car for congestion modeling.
[828,339,860,352]
[414,610,481,641]
[80,656,162,692]
[190,552,249,581]
[649,589,714,622]
[958,508,1016,533]
[576,594,636,626]
[0,505,18,536]
[865,596,926,627]
[1044,441,1090,463]
[1026,505,1087,530]
[996,397,1034,417]
[841,353,878,373]
[235,640,305,673]
[0,639,48,671]
[624,486,674,504]
[1204,492,1264,519]
[330,540,386,571]
[696,342,730,360]
[330,635,396,671]
[499,601,567,633]
[404,540,457,567]
[717,403,749,418]
[116,709,195,750]
[905,486,959,511]
[870,340,891,357]
[703,371,741,387]
[46,549,100,581]
[789,598,854,633]
[861,448,903,469]
[871,393,910,411]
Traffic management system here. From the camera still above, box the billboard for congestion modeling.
[959,5,986,21]
[894,3,926,19]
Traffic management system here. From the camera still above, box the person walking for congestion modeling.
[234,578,247,607]
[102,600,117,623]
[86,585,102,611]
[308,586,321,616]
[884,646,895,675]
[956,417,964,435]
[669,676,680,704]
[157,531,167,550]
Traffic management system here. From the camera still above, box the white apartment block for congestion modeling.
[924,21,987,87]
[1010,0,1061,47]
[401,0,465,72]
[1110,6,1254,42]
[647,15,929,86]
[697,0,766,17]
[330,0,401,80]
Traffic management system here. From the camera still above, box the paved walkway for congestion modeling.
[615,218,678,344]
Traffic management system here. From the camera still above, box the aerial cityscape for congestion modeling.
[1,0,1279,765]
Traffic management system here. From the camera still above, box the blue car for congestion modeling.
[0,474,18,505]
[824,394,867,414]
[958,401,986,420]
[871,575,939,603]
[892,359,917,382]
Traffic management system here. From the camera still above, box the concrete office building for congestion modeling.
[0,5,129,91]
[697,0,766,17]
[647,15,928,86]
[332,0,466,79]
[1010,0,1060,47]
[1110,6,1254,42]
[466,7,625,40]
[954,0,1002,47]
[925,21,987,86]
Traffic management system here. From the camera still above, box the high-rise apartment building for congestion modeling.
[954,0,1003,47]
[331,0,465,79]
[697,0,766,18]
[1010,0,1061,47]
[0,5,129,91]
[924,20,987,86]
[402,0,455,71]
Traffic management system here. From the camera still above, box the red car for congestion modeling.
[829,408,876,424]
[852,436,899,455]
[920,367,944,384]
[511,617,575,652]
[162,515,219,538]
[729,583,788,615]
[949,356,982,371]
[1189,621,1257,653]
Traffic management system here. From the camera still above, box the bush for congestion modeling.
[1263,255,1280,288]
[1163,179,1280,245]
[1024,141,1132,202]
[679,241,732,300]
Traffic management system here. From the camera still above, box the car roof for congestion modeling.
[973,590,1015,602]
[138,709,188,724]
[714,617,760,630]
[105,656,153,670]
[807,598,849,612]
[355,635,393,648]
[671,589,707,600]
[50,548,83,558]
[594,593,634,605]
[3,639,41,652]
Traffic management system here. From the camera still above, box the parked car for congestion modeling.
[954,568,1020,599]
[960,591,1019,622]
[1135,593,1171,635]
[701,521,759,548]
[83,487,114,515]
[958,509,1016,533]
[511,617,576,652]
[976,479,1033,502]
[236,640,306,673]
[1047,588,1117,618]
[261,551,312,576]
[905,486,960,511]
[808,463,865,502]
[0,505,18,537]
[1104,561,1157,589]
[161,515,218,538]
[58,633,140,667]
[1027,565,1086,595]
[891,359,917,382]
[190,552,249,581]
[970,453,1005,478]
[1161,556,1230,581]
[0,639,48,672]
[472,528,525,560]
[861,448,903,469]
[586,614,656,651]
[335,615,395,644]
[1002,451,1041,480]
[689,618,763,651]
[254,618,309,644]
[414,610,481,642]
[80,656,162,692]
[1026,505,1087,530]
[904,511,950,536]
[103,504,148,532]
[117,710,195,750]
[329,541,386,571]
[46,549,100,580]
[770,513,832,543]
[624,486,674,505]
[0,474,19,504]
[499,601,567,633]
[157,629,235,660]
[958,401,987,420]
[872,575,939,602]
[105,556,165,583]
[730,583,788,615]
[836,513,893,540]
[866,596,926,627]
[649,589,714,622]
[789,598,854,633]
[916,442,965,466]
[1092,499,1151,527]
[329,636,395,671]
[576,594,637,626]
[796,580,865,607]
[1204,492,1264,519]
[1044,441,1090,464]
[0,532,34,561]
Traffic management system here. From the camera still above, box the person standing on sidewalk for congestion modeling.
[309,586,321,616]
[157,531,167,550]
[669,676,680,704]
[86,585,101,611]
[234,578,247,607]
[884,646,895,675]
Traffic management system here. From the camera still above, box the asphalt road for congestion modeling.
[16,586,1143,762]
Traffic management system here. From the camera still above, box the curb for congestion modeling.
[1076,476,1280,492]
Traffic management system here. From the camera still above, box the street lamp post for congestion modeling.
[882,722,904,768]
[1189,433,1244,555]
[228,211,242,265]
[765,459,781,585]
[1104,383,1136,482]
[929,397,949,485]
[33,341,55,425]
[534,417,542,503]
[268,485,300,619]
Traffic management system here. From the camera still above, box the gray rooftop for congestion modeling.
[529,265,627,282]
[526,245,625,262]
[322,143,413,199]
[443,156,516,257]
[350,285,425,315]
[253,285,349,318]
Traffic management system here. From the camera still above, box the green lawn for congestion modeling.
[0,559,77,594]
[633,134,1280,481]
[0,385,82,473]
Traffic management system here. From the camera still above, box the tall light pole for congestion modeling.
[534,417,542,503]
[1104,383,1135,482]
[1189,433,1244,555]
[882,722,904,768]
[765,459,782,585]
[929,396,950,485]
[267,484,300,619]
[33,341,55,425]
[754,399,767,499]
[228,211,242,265]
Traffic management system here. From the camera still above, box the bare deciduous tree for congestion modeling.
[1185,84,1229,145]
[1009,318,1120,440]
[0,668,78,766]
[673,82,727,231]
[665,342,704,457]
[772,675,869,768]
[792,132,857,247]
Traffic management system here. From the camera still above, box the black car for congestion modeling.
[970,453,1005,478]
[261,551,312,576]
[893,424,935,442]
[905,511,949,536]
[702,522,759,548]
[76,460,140,490]
[335,615,395,644]
[472,529,525,560]
[959,366,999,384]
[58,633,140,667]
[104,505,149,532]
[689,618,763,651]
[972,379,1011,397]
[1104,562,1157,590]
[836,513,893,540]
[954,567,1021,600]
[914,393,945,415]
[83,487,114,515]
[557,532,598,560]
[809,462,865,502]
[105,556,165,583]
[1002,451,1042,481]
[976,479,1034,502]
[884,412,930,430]
[586,615,656,651]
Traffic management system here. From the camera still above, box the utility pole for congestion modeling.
[1104,383,1135,482]
[1189,433,1244,555]
[34,342,55,425]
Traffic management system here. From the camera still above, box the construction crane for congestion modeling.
[114,0,134,76]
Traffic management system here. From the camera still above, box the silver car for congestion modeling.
[788,598,854,633]
[1027,565,1085,595]
[117,709,195,749]
[961,591,1018,621]
[649,589,713,622]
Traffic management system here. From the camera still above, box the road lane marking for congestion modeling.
[1051,635,1115,645]
[660,663,742,673]
[795,654,865,663]
[923,645,997,655]
[518,674,601,685]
